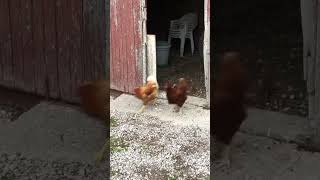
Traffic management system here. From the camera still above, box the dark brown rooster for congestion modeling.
[165,78,188,113]
[212,52,249,168]
[78,79,109,121]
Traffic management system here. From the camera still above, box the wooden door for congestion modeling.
[204,0,210,107]
[110,0,147,93]
[301,0,320,127]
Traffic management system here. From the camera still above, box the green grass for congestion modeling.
[110,136,128,153]
[96,117,123,164]
[110,116,118,127]
[111,170,120,177]
[167,175,175,180]
[95,135,128,165]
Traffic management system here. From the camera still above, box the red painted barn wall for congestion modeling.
[0,0,107,103]
[110,0,144,93]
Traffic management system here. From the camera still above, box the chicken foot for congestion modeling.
[213,144,231,170]
[174,105,182,112]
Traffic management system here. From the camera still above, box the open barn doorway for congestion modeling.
[213,0,307,117]
[146,0,208,99]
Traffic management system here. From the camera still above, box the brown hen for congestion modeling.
[165,78,188,112]
[78,79,109,121]
[134,76,158,113]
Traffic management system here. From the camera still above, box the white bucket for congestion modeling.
[156,41,171,67]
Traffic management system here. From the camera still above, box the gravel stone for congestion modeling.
[0,152,108,180]
[110,110,210,180]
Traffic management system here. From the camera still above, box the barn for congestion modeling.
[110,0,211,106]
[213,0,320,131]
[0,0,108,103]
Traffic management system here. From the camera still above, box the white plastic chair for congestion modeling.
[168,13,198,57]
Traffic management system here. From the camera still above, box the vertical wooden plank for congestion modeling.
[43,0,60,98]
[83,0,106,85]
[146,34,157,80]
[204,0,210,106]
[21,0,35,92]
[110,0,119,89]
[315,0,320,124]
[122,0,128,90]
[301,0,316,81]
[105,0,109,79]
[83,0,92,82]
[0,0,13,87]
[301,0,317,123]
[10,0,25,90]
[56,0,72,101]
[111,0,125,90]
[32,0,46,96]
[96,0,106,78]
[110,0,145,93]
[68,0,82,102]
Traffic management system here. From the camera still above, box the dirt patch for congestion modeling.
[157,48,206,99]
[0,86,42,122]
[213,0,306,117]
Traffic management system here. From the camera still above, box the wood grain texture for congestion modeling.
[43,0,60,98]
[32,0,46,96]
[0,0,108,103]
[204,0,210,106]
[315,0,320,121]
[10,0,24,90]
[146,34,156,79]
[21,0,34,92]
[0,0,13,87]
[110,0,144,93]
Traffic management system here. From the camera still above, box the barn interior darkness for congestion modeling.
[213,0,307,116]
[147,0,207,98]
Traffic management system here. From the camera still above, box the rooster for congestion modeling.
[78,79,109,120]
[78,79,110,164]
[212,52,249,168]
[134,76,159,113]
[164,78,188,113]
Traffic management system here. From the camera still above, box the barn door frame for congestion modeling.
[141,0,148,83]
[301,0,320,128]
[143,0,210,106]
[204,0,210,107]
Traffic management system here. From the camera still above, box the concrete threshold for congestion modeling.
[240,108,319,151]
[0,101,106,163]
[110,93,210,130]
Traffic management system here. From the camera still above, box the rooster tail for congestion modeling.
[134,87,143,99]
[134,87,140,94]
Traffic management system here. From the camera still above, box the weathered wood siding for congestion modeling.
[204,0,210,106]
[0,0,107,103]
[110,0,145,93]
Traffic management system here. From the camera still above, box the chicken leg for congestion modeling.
[151,99,156,105]
[213,144,231,169]
[138,105,146,113]
[174,105,181,112]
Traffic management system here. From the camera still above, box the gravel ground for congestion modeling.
[0,152,108,180]
[0,104,28,123]
[110,110,210,180]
